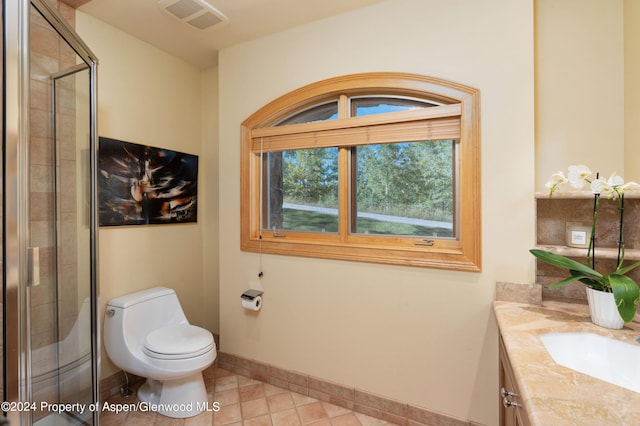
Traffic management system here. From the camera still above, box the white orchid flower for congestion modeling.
[567,165,592,189]
[608,173,624,187]
[545,165,639,198]
[621,181,640,192]
[611,179,640,199]
[590,177,610,195]
[545,171,568,195]
[592,173,626,198]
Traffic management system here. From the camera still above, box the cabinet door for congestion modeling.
[499,335,529,426]
[500,362,516,426]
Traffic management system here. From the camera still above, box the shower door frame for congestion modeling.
[3,0,99,424]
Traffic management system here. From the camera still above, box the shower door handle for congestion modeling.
[27,247,41,287]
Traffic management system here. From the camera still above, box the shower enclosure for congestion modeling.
[3,0,99,424]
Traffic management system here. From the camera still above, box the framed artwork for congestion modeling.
[98,137,198,226]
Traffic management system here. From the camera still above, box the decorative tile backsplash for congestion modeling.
[535,194,640,302]
[495,282,541,305]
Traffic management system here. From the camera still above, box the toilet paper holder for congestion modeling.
[241,289,263,300]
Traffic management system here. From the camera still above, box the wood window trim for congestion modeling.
[240,72,481,271]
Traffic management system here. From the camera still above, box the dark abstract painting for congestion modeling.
[99,137,198,226]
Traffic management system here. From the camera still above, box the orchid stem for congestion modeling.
[587,172,599,270]
[588,193,599,270]
[617,194,625,269]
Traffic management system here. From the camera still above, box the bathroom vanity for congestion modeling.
[494,299,640,425]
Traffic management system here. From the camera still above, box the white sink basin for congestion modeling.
[540,332,640,393]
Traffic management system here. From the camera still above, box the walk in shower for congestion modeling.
[3,0,99,424]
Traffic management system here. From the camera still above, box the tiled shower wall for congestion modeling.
[535,195,640,301]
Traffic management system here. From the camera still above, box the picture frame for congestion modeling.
[98,137,198,226]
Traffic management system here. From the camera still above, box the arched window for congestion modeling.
[241,73,481,271]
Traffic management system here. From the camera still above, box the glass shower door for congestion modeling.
[4,0,97,423]
[29,65,93,425]
[28,1,98,424]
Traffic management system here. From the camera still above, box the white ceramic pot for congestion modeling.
[586,287,624,329]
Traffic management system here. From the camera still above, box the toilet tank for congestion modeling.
[105,287,189,348]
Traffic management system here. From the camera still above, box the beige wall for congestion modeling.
[625,0,640,183]
[75,13,214,378]
[202,66,220,333]
[217,0,535,424]
[535,0,625,190]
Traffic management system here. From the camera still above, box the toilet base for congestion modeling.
[137,373,208,418]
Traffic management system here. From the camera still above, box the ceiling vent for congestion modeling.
[157,0,228,30]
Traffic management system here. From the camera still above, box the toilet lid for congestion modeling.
[143,324,214,360]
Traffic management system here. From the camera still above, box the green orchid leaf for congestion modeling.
[608,274,640,322]
[549,270,605,289]
[549,275,589,289]
[617,260,640,276]
[530,249,602,278]
[577,277,606,290]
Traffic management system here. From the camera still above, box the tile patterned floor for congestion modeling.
[100,366,397,426]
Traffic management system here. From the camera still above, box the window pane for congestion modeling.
[275,101,338,125]
[351,96,439,117]
[265,148,339,232]
[352,140,455,238]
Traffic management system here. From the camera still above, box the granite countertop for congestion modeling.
[493,300,640,425]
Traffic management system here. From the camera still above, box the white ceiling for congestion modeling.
[78,0,385,69]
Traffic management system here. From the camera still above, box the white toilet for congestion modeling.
[103,286,216,418]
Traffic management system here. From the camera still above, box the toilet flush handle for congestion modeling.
[106,308,116,317]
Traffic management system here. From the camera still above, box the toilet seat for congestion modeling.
[143,324,214,360]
